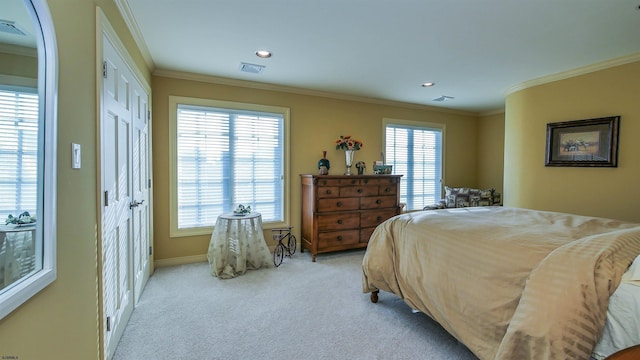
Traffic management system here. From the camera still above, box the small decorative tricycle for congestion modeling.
[271,226,296,267]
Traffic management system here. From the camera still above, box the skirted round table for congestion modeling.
[207,212,273,279]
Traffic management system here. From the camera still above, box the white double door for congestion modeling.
[100,33,151,360]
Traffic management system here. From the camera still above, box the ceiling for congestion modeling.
[0,0,37,49]
[120,0,640,114]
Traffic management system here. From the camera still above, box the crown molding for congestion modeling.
[506,52,640,96]
[113,0,155,70]
[153,68,478,117]
[479,108,505,117]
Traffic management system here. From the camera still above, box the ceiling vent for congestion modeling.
[239,62,265,74]
[433,95,454,102]
[0,19,27,36]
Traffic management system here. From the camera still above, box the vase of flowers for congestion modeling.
[344,149,355,175]
[335,135,363,175]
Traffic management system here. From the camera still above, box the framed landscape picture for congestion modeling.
[545,116,620,167]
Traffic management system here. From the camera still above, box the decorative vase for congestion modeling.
[318,151,330,175]
[344,149,355,175]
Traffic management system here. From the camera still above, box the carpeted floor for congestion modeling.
[112,249,478,360]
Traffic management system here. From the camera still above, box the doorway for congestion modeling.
[98,13,152,360]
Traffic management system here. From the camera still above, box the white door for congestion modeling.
[131,79,150,303]
[100,34,150,359]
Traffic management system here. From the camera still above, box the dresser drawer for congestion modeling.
[318,197,359,212]
[377,177,398,186]
[360,227,377,243]
[379,184,397,196]
[317,186,339,198]
[318,230,360,249]
[317,213,360,230]
[360,177,379,186]
[360,210,397,228]
[315,178,341,187]
[360,196,398,209]
[340,177,360,186]
[340,185,378,197]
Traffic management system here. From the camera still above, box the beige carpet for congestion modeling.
[112,249,478,360]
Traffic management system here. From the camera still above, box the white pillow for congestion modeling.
[622,255,640,285]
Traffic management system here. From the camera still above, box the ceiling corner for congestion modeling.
[113,0,155,71]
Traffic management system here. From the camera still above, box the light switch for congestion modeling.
[72,143,81,169]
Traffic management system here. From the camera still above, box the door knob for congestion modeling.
[129,199,145,209]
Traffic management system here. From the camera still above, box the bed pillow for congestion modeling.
[622,255,640,286]
[444,186,495,208]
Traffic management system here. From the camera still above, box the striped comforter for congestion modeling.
[362,207,640,360]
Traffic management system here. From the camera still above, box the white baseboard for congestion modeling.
[154,254,207,268]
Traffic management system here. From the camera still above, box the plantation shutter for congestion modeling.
[0,88,39,217]
[176,104,284,229]
[386,124,443,210]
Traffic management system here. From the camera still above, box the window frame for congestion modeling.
[169,96,290,237]
[383,118,445,212]
[0,84,39,215]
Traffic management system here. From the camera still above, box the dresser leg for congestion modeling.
[312,253,317,262]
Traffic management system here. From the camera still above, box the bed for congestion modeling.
[361,207,640,360]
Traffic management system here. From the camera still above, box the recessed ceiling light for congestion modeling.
[421,82,435,87]
[255,50,272,58]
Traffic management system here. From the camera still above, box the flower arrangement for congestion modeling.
[233,204,252,215]
[5,211,36,225]
[335,135,363,151]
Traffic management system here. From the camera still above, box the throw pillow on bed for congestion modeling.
[444,186,495,208]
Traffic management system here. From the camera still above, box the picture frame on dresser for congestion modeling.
[300,174,402,262]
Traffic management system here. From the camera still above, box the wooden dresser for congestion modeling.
[300,174,402,261]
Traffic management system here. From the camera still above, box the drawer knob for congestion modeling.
[376,199,382,204]
[357,188,363,193]
[376,216,382,221]
[351,180,357,184]
[385,187,391,193]
[337,201,342,207]
[337,235,343,241]
[326,189,332,194]
[364,179,369,184]
[337,219,343,224]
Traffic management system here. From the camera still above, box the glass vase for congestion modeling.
[344,149,355,175]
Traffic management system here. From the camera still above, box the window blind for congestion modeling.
[386,124,442,210]
[0,88,39,218]
[177,104,284,229]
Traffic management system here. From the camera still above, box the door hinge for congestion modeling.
[148,179,152,189]
[149,246,153,256]
[102,61,108,78]
[106,316,111,331]
[147,110,151,120]
[104,191,109,207]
